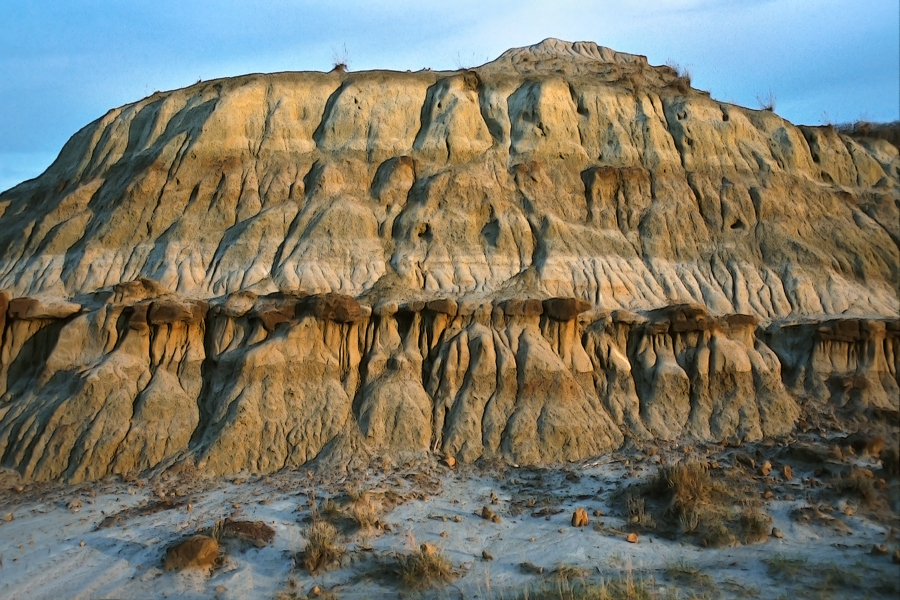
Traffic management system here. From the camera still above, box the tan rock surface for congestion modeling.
[0,39,897,482]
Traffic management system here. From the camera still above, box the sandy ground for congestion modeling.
[1,441,898,600]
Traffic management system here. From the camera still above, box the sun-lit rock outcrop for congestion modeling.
[0,39,896,482]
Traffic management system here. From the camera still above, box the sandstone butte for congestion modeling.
[0,39,896,484]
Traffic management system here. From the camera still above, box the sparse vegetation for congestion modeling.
[510,576,661,599]
[665,61,692,94]
[830,468,879,507]
[756,91,776,112]
[332,43,349,72]
[626,494,655,529]
[836,120,900,148]
[393,544,456,590]
[552,564,591,582]
[298,520,345,573]
[664,562,714,589]
[763,554,807,579]
[623,461,769,547]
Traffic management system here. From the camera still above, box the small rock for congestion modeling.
[735,452,756,469]
[482,549,493,561]
[763,490,774,500]
[519,561,544,574]
[529,537,536,542]
[421,543,437,555]
[572,508,589,527]
[3,513,13,522]
[490,491,499,505]
[782,465,792,480]
[844,507,854,517]
[893,549,900,564]
[382,522,393,532]
[79,540,86,547]
[440,531,448,538]
[453,515,462,523]
[442,456,456,468]
[66,500,83,511]
[626,532,639,543]
[491,514,502,523]
[771,527,784,539]
[222,519,276,548]
[759,461,772,476]
[215,586,227,593]
[870,544,888,556]
[593,509,603,517]
[163,535,219,571]
[310,585,322,597]
[480,506,494,520]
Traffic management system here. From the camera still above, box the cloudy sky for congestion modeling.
[1,0,897,192]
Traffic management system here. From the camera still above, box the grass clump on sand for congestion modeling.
[298,520,345,573]
[393,543,456,590]
[511,576,662,599]
[625,461,769,547]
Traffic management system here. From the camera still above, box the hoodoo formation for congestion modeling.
[0,39,896,483]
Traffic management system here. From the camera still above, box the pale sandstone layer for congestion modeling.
[0,39,897,482]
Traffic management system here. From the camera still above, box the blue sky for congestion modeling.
[1,0,897,192]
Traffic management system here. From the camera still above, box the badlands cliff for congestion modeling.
[0,39,897,483]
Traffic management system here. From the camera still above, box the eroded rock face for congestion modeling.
[1,287,892,483]
[0,39,897,482]
[0,41,896,317]
[765,318,900,411]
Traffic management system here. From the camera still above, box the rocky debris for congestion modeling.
[626,532,639,543]
[481,549,493,561]
[220,519,275,548]
[571,508,590,527]
[772,527,784,539]
[519,562,544,575]
[163,535,219,571]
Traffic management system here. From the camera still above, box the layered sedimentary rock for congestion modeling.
[0,39,897,482]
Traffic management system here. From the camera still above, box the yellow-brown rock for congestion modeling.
[0,38,896,483]
[164,535,219,571]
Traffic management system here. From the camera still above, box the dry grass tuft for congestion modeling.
[346,498,378,530]
[649,461,724,520]
[756,91,776,112]
[830,469,880,507]
[664,62,692,94]
[625,494,655,529]
[552,564,591,582]
[511,575,659,599]
[836,120,900,148]
[393,545,456,590]
[627,461,767,547]
[298,520,345,573]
